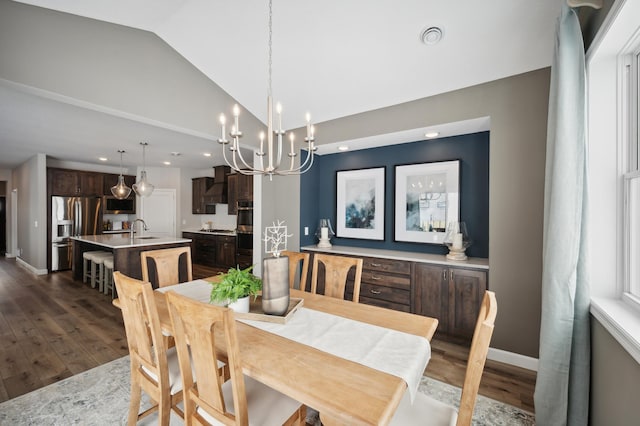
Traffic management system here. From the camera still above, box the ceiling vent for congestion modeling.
[420,27,443,45]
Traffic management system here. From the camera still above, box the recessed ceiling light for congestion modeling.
[338,146,349,152]
[98,157,108,162]
[424,132,440,138]
[420,27,443,45]
[163,161,171,165]
[170,152,181,157]
[203,152,212,157]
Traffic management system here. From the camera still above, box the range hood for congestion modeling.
[205,166,230,204]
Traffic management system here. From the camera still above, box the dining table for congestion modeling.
[115,278,438,425]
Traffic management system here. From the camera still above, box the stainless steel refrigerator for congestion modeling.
[51,196,102,271]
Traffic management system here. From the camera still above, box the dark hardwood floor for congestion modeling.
[0,257,535,413]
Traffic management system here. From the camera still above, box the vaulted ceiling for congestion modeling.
[0,0,562,170]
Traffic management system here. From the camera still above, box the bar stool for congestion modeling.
[84,251,111,290]
[82,251,107,284]
[102,256,115,298]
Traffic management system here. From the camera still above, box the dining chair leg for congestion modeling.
[127,379,142,426]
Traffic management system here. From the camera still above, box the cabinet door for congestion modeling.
[50,169,79,195]
[192,178,210,214]
[237,174,253,200]
[78,172,103,196]
[448,268,488,340]
[216,236,236,268]
[413,264,448,333]
[227,174,238,215]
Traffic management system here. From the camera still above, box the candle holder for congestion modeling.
[315,218,335,248]
[443,221,472,261]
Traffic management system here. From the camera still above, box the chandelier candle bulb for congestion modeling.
[276,102,282,132]
[290,133,295,154]
[259,132,265,154]
[220,114,226,140]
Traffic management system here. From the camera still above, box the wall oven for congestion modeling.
[236,200,253,268]
[236,200,253,232]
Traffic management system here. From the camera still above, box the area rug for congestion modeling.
[0,356,535,425]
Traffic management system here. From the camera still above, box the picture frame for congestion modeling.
[394,160,460,244]
[336,167,385,240]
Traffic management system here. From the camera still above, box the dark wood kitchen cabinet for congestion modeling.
[227,172,253,215]
[182,232,236,269]
[413,263,487,341]
[48,168,103,196]
[192,177,214,214]
[355,257,412,312]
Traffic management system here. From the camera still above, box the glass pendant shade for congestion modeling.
[133,142,154,197]
[111,175,132,199]
[111,150,132,199]
[133,170,154,197]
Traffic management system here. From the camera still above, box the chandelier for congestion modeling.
[218,0,316,180]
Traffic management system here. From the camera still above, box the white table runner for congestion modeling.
[158,280,431,400]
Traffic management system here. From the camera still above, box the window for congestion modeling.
[623,47,640,306]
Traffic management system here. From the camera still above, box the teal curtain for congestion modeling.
[534,3,590,425]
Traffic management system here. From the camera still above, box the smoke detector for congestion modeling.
[420,27,443,45]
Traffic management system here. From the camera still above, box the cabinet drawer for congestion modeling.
[361,270,410,290]
[362,256,411,275]
[359,296,411,313]
[360,283,410,305]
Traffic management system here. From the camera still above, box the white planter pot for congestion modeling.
[228,296,250,313]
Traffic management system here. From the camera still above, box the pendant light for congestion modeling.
[133,142,154,197]
[111,150,132,199]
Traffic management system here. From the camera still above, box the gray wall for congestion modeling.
[590,318,640,425]
[266,69,550,358]
[12,154,47,271]
[0,0,265,143]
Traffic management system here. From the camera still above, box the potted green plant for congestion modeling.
[209,265,262,313]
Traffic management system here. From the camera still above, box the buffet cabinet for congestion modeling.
[303,248,488,342]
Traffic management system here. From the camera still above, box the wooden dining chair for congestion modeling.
[141,246,193,288]
[165,291,306,426]
[390,290,498,426]
[113,271,184,426]
[281,250,310,290]
[310,253,363,302]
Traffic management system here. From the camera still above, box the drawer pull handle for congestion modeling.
[370,262,382,267]
[370,275,382,280]
[369,289,382,295]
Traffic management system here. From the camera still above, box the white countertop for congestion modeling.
[72,234,192,249]
[301,245,489,270]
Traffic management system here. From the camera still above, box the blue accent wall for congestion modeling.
[300,132,489,258]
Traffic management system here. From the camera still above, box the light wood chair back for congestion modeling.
[389,290,497,426]
[281,250,310,290]
[456,290,497,425]
[141,246,193,288]
[113,271,183,425]
[166,291,306,426]
[310,253,363,303]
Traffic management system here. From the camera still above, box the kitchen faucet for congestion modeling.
[130,218,149,239]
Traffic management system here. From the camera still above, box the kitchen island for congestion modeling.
[71,234,192,281]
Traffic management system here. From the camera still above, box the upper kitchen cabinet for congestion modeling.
[102,173,136,196]
[192,177,214,214]
[48,168,104,196]
[227,172,253,215]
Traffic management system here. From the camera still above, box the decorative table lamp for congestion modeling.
[443,221,472,261]
[262,220,292,315]
[315,218,335,248]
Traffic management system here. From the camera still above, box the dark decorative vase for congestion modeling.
[262,256,290,315]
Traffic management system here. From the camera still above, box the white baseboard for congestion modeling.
[488,347,538,372]
[16,257,48,275]
[5,253,16,258]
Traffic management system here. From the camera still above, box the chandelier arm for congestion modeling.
[233,139,259,171]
